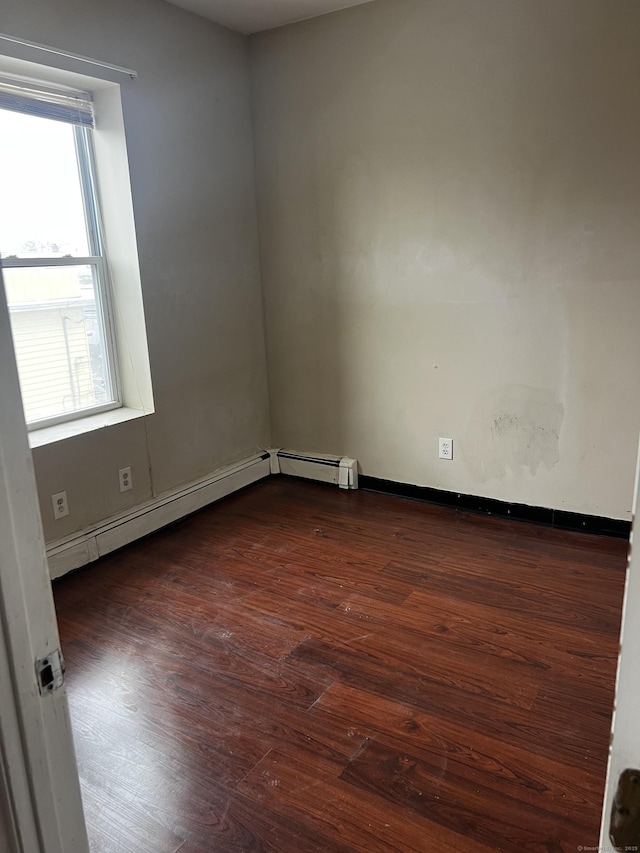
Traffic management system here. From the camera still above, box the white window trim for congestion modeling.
[27,405,148,449]
[0,46,155,447]
[1,117,123,430]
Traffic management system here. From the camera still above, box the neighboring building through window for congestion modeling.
[0,77,120,429]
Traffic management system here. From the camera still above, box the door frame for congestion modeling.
[600,437,640,848]
[0,267,89,853]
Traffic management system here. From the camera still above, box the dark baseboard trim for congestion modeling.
[359,476,631,539]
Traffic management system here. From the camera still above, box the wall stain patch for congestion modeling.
[465,385,563,482]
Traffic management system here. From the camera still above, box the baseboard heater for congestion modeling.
[269,448,358,490]
[46,452,272,580]
[46,448,359,580]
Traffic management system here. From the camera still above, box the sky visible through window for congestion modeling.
[0,109,88,258]
[0,108,113,425]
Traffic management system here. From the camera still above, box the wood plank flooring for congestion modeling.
[52,478,628,852]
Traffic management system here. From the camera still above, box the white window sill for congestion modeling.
[28,407,147,449]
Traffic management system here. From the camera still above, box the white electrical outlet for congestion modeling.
[119,466,133,492]
[439,438,453,460]
[51,491,69,519]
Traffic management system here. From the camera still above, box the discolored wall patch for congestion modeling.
[465,385,564,482]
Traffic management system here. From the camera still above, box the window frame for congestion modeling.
[1,119,122,431]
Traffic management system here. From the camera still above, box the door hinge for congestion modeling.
[35,648,65,696]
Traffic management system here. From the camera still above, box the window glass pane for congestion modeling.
[0,109,89,258]
[4,265,113,424]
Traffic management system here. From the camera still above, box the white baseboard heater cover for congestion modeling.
[270,448,358,490]
[46,452,271,580]
[46,448,359,580]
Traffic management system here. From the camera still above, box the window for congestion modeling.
[0,76,120,430]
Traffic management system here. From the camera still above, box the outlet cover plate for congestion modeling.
[51,491,69,519]
[439,438,453,460]
[119,467,132,492]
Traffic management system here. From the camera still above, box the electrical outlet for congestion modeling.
[119,466,132,492]
[439,438,453,460]
[51,491,69,519]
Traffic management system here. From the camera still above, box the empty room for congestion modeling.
[1,0,639,851]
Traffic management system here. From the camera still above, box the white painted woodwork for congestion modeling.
[0,270,89,852]
[600,438,640,847]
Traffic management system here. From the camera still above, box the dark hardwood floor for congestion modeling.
[52,477,628,853]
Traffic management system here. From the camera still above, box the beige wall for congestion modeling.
[250,0,640,520]
[2,0,271,541]
[4,0,639,533]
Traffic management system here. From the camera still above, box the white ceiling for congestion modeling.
[164,0,375,34]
